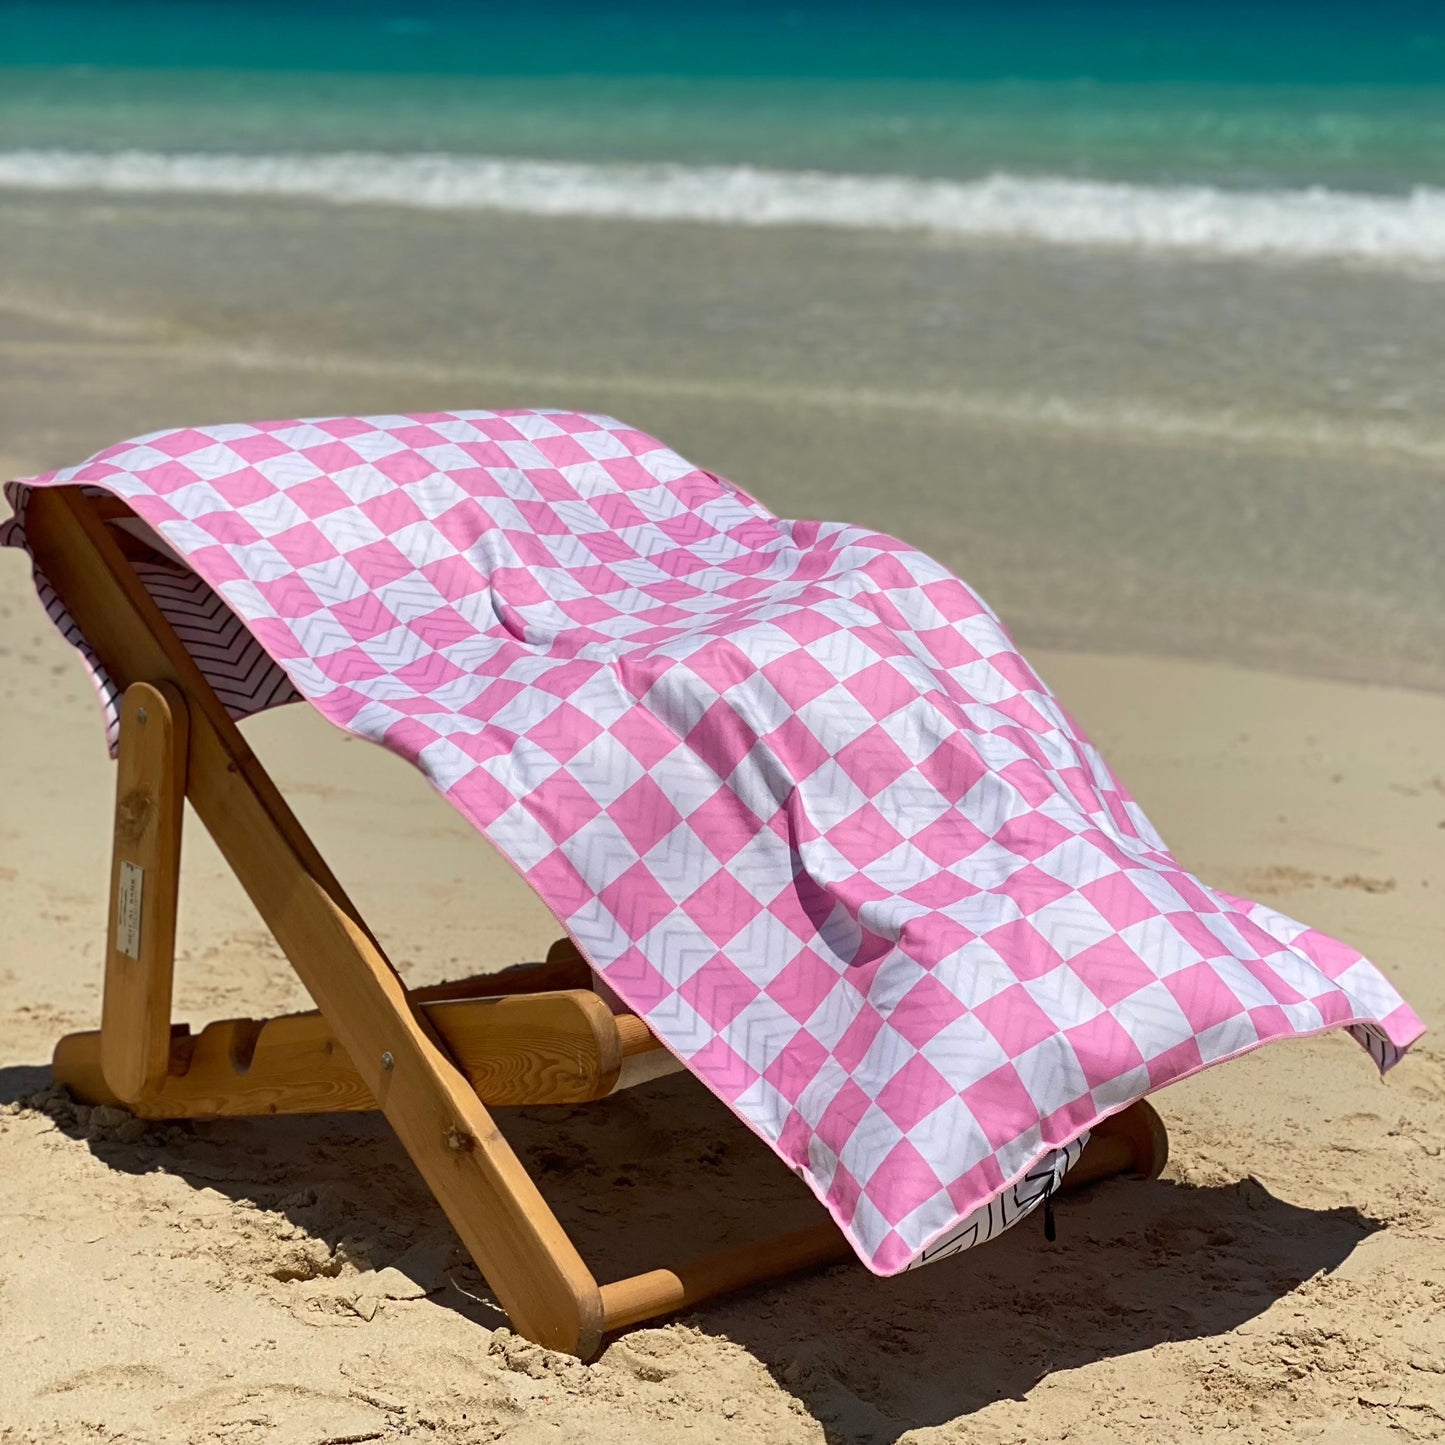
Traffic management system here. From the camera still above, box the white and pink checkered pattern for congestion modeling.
[3,411,1424,1274]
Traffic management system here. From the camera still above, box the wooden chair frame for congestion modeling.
[31,486,1168,1360]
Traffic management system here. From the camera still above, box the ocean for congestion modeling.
[2,0,1444,266]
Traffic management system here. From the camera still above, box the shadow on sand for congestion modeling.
[1,1060,1375,1444]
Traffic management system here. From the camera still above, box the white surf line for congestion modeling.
[3,149,1445,268]
[7,324,1439,469]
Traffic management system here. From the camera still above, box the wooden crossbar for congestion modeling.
[55,985,668,1116]
[31,486,1169,1358]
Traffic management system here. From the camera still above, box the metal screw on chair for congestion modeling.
[136,708,148,725]
[381,1051,395,1071]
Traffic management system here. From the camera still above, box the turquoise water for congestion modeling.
[3,1,1444,191]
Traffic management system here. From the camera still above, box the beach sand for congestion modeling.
[0,193,1441,1443]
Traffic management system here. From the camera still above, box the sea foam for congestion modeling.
[2,149,1443,267]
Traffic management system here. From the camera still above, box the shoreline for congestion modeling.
[3,190,1443,697]
[3,157,1445,271]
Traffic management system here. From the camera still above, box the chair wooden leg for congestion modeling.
[100,681,188,1104]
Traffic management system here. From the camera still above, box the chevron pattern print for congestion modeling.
[3,411,1423,1276]
[905,1132,1088,1267]
[2,491,300,751]
[130,558,302,727]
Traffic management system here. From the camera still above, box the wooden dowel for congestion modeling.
[599,1098,1169,1332]
[615,1012,663,1058]
[1058,1132,1136,1189]
[1071,1098,1170,1185]
[600,1223,851,1332]
[609,1012,683,1092]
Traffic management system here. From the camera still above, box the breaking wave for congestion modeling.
[2,148,1444,267]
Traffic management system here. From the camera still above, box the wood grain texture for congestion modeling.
[27,487,605,1358]
[57,988,628,1116]
[1065,1097,1170,1187]
[100,681,188,1103]
[600,1222,852,1332]
[610,1012,684,1092]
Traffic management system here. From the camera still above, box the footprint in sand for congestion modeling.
[1242,865,1396,897]
[38,1362,173,1396]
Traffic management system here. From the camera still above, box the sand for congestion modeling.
[1,194,1442,1442]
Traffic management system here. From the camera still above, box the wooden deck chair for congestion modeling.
[30,485,1170,1360]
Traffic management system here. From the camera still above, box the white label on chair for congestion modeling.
[116,861,144,960]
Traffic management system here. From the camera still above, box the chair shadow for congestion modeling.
[2,1060,1376,1444]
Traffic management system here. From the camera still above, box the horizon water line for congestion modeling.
[1,148,1445,267]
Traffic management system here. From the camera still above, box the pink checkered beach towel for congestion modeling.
[3,411,1424,1274]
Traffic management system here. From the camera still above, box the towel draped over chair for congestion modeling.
[3,410,1423,1274]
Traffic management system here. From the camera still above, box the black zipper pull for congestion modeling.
[1042,1181,1058,1243]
